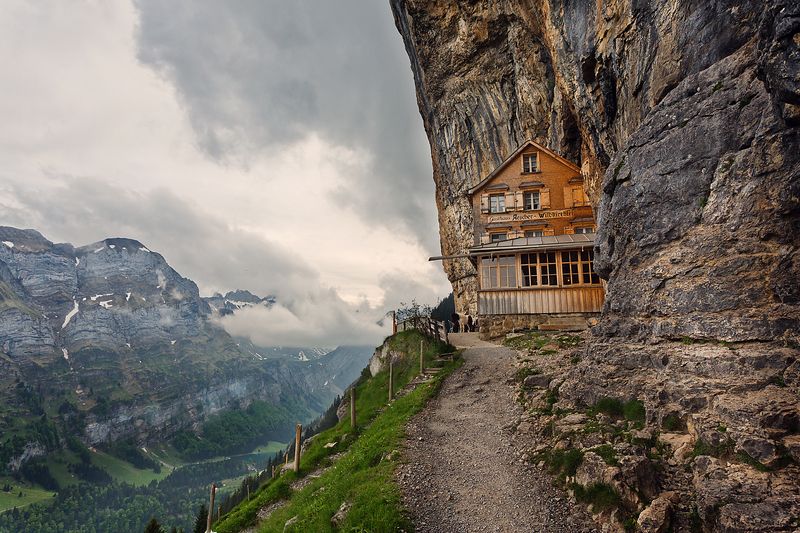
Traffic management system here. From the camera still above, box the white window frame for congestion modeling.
[522,153,538,173]
[490,232,507,243]
[523,190,541,210]
[489,194,506,213]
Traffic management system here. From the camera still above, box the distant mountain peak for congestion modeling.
[204,289,276,316]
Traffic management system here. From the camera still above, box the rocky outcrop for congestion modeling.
[390,0,799,342]
[392,2,799,531]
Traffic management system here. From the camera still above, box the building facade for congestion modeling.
[467,140,604,337]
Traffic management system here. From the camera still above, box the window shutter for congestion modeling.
[504,192,515,212]
[480,234,490,244]
[480,194,489,214]
[515,191,524,210]
[563,186,574,208]
[576,187,587,206]
[540,188,551,209]
[564,226,575,235]
[544,228,556,236]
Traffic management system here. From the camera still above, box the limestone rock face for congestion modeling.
[392,2,800,531]
[390,0,799,341]
[0,226,371,461]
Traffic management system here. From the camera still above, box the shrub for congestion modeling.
[514,367,540,382]
[590,445,619,466]
[622,400,645,425]
[590,398,624,418]
[542,448,583,479]
[572,482,621,513]
[662,414,683,431]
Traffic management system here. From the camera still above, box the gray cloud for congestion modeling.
[133,0,439,251]
[4,177,314,298]
[2,176,395,346]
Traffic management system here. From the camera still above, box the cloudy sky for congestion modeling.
[0,1,450,346]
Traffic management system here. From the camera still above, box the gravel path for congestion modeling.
[397,333,596,533]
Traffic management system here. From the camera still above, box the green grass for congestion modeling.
[571,482,622,513]
[212,331,458,533]
[662,414,684,432]
[0,479,55,513]
[736,452,771,472]
[251,442,287,455]
[44,451,80,488]
[532,448,583,481]
[514,366,540,382]
[90,450,169,486]
[503,332,549,351]
[691,436,735,459]
[590,445,619,466]
[588,398,645,427]
[554,335,582,349]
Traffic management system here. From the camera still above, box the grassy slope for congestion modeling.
[90,450,171,486]
[213,331,459,533]
[0,479,55,513]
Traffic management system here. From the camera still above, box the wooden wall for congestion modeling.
[471,145,595,243]
[478,286,605,315]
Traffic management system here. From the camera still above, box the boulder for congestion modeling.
[523,373,552,388]
[331,501,351,527]
[658,433,694,463]
[637,492,678,533]
[575,451,618,487]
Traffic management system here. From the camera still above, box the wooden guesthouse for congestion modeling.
[466,140,605,337]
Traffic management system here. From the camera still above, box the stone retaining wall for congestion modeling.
[478,313,598,339]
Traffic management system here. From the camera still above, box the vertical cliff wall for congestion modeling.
[391,0,799,343]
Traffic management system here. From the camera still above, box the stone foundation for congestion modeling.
[478,313,599,340]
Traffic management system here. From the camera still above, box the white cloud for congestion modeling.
[0,0,451,348]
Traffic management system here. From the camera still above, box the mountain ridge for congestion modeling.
[0,225,373,473]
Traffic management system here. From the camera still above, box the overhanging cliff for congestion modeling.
[391,2,799,530]
[391,0,799,343]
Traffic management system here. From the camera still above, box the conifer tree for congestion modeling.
[143,518,164,533]
[193,504,208,533]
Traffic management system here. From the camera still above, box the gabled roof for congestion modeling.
[467,140,581,196]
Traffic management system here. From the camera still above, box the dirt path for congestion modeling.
[397,333,596,533]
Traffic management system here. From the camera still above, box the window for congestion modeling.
[580,250,600,284]
[489,194,505,213]
[524,230,543,238]
[480,257,498,289]
[538,252,558,285]
[498,256,516,287]
[561,251,581,285]
[480,255,516,288]
[522,153,538,173]
[523,190,540,210]
[574,226,594,234]
[520,253,538,287]
[490,233,507,242]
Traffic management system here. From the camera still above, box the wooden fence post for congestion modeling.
[206,483,216,533]
[388,358,394,401]
[419,339,424,374]
[217,504,221,522]
[350,387,356,429]
[247,484,250,500]
[293,423,302,472]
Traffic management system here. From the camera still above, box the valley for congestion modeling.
[0,226,375,532]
